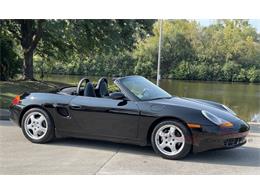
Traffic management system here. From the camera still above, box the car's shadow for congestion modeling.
[49,138,260,167]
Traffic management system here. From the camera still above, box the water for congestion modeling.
[38,74,260,122]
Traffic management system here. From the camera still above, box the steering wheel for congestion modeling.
[76,77,89,95]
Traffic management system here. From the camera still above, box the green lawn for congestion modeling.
[0,80,69,109]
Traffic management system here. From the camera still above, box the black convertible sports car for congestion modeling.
[10,76,250,159]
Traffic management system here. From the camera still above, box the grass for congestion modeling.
[0,80,68,109]
[0,80,119,109]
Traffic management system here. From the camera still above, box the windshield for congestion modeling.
[119,76,172,101]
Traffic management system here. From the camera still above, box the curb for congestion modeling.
[0,116,10,120]
[248,122,260,126]
[0,109,10,121]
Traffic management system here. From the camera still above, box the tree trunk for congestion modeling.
[19,20,44,80]
[0,64,7,81]
[23,50,34,80]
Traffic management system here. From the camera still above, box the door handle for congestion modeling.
[70,105,82,110]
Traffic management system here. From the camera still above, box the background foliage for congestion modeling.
[134,20,260,82]
[1,19,260,82]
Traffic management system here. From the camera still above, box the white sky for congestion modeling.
[198,19,260,32]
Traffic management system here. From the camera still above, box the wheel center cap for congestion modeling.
[167,137,172,142]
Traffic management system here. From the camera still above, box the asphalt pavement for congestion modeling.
[0,120,259,174]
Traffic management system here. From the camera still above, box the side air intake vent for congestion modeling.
[56,107,70,117]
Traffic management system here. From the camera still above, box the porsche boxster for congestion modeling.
[9,76,250,159]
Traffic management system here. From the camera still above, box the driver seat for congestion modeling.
[95,77,109,97]
[84,82,96,97]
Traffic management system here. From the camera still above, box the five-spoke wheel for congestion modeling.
[24,112,48,140]
[151,120,191,159]
[22,108,55,143]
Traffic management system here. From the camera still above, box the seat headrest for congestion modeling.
[84,82,96,97]
[96,77,109,97]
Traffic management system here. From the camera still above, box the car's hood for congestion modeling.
[150,96,240,122]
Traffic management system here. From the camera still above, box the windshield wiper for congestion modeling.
[146,96,172,101]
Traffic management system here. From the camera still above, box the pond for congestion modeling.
[37,74,260,122]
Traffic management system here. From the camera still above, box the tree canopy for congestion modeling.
[1,19,259,82]
[134,20,260,82]
[1,19,154,80]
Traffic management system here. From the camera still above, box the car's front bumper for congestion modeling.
[191,122,250,153]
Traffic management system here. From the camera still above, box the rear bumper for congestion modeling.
[9,105,23,126]
[191,123,250,153]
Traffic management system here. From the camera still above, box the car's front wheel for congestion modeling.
[21,108,55,143]
[151,120,192,160]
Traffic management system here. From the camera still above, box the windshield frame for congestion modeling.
[114,75,172,101]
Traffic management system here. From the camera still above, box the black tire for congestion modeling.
[21,108,55,143]
[151,120,192,160]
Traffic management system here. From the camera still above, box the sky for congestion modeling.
[197,19,260,32]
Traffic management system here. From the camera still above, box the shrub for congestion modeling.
[221,61,242,82]
[247,68,260,82]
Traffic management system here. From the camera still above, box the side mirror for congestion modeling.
[110,92,126,100]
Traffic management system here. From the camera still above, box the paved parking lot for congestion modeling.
[0,120,259,174]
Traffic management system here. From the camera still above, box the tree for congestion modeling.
[1,19,154,80]
[134,20,197,77]
[0,35,22,80]
[3,20,44,80]
[1,19,259,83]
[133,19,260,82]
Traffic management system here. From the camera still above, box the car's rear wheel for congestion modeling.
[21,108,55,143]
[151,120,192,160]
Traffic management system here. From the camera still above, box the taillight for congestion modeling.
[11,95,21,105]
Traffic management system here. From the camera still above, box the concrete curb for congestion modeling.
[248,122,260,126]
[0,109,10,120]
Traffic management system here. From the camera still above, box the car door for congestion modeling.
[68,96,140,139]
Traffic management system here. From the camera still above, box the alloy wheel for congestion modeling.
[155,124,185,156]
[24,112,48,140]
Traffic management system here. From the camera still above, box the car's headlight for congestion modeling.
[201,110,233,127]
[222,104,236,116]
